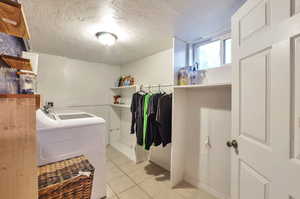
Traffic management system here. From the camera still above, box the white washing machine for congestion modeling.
[36,109,106,199]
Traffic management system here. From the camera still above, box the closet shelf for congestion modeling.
[0,0,30,39]
[111,85,137,90]
[173,82,231,89]
[111,104,131,109]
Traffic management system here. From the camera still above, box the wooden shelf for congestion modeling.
[0,54,32,71]
[16,71,36,76]
[173,82,232,89]
[0,94,40,109]
[111,85,137,90]
[111,104,131,109]
[0,0,30,39]
[0,94,36,98]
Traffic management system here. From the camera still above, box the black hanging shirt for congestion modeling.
[130,92,145,146]
[156,94,172,147]
[144,93,163,150]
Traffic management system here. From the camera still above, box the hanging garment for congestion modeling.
[144,93,163,150]
[143,93,153,149]
[156,94,172,147]
[144,93,162,150]
[130,92,145,146]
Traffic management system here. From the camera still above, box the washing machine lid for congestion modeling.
[36,109,105,130]
[58,113,94,120]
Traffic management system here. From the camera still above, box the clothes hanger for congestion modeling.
[139,84,146,94]
[148,85,152,94]
[159,84,166,95]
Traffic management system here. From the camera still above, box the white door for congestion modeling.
[231,0,300,198]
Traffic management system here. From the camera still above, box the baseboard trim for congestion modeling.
[183,175,230,199]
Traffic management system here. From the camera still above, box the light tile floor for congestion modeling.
[106,146,217,199]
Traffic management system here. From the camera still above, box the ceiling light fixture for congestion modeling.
[95,32,118,46]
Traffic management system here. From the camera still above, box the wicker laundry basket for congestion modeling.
[38,155,94,199]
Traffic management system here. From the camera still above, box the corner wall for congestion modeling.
[37,53,121,144]
[121,49,173,85]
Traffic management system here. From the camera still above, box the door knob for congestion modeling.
[227,140,238,149]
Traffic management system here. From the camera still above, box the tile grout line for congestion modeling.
[106,183,120,199]
[107,151,155,199]
[107,154,138,198]
[107,147,181,199]
[106,155,122,199]
[106,156,120,199]
[107,157,123,198]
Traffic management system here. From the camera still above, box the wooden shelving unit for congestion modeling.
[0,0,33,74]
[0,2,37,199]
[0,0,30,39]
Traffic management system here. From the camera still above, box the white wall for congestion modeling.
[121,49,173,170]
[172,86,231,199]
[184,87,231,199]
[37,53,121,143]
[121,49,173,85]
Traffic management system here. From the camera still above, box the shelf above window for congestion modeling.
[173,82,231,89]
[111,85,137,90]
[111,104,131,109]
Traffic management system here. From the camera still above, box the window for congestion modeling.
[197,40,221,69]
[194,36,231,70]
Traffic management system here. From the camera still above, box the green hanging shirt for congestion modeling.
[143,94,152,149]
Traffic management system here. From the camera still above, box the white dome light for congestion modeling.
[95,32,118,46]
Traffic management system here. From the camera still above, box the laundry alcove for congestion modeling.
[109,37,233,199]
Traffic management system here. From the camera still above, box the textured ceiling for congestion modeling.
[21,0,246,65]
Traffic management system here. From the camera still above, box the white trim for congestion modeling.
[110,104,130,109]
[183,174,231,199]
[110,85,137,90]
[192,33,232,69]
[173,82,231,89]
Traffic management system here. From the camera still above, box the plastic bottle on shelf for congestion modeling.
[189,66,197,85]
[178,67,189,85]
[189,63,200,85]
